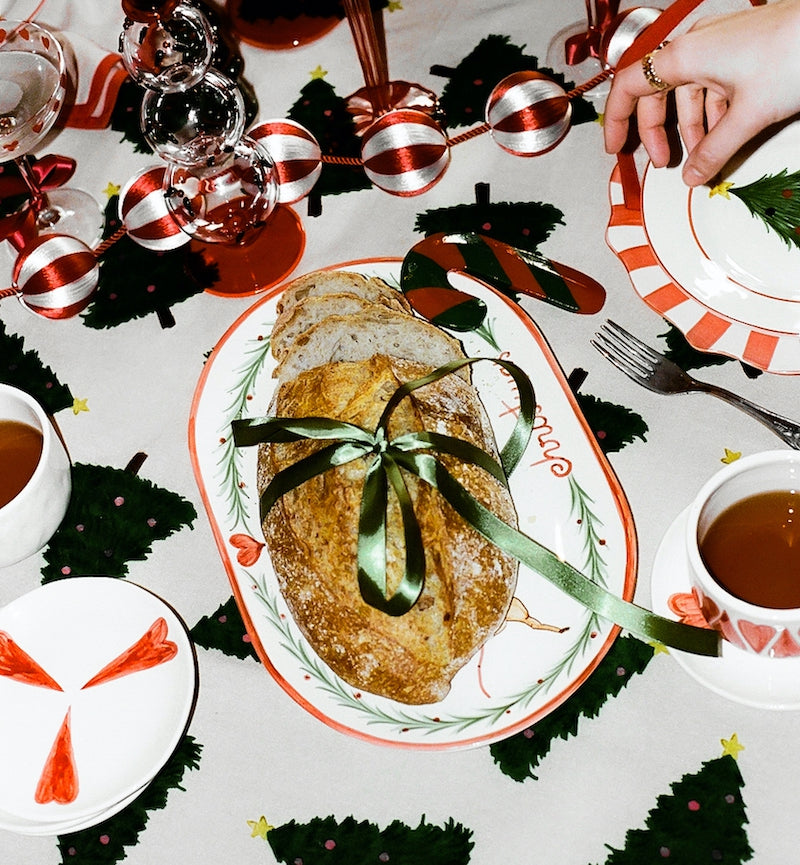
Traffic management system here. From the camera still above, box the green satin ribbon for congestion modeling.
[232,358,720,657]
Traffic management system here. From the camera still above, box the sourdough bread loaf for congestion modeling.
[258,355,519,704]
[257,269,518,704]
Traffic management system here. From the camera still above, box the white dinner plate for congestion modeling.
[189,259,637,749]
[606,122,800,374]
[651,506,800,710]
[0,577,197,825]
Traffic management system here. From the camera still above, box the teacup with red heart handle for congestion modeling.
[686,450,800,658]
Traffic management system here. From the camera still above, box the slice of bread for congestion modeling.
[271,292,410,361]
[275,270,412,317]
[273,307,468,386]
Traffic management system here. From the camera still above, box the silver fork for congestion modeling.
[591,320,800,449]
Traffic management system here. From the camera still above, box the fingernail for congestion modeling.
[683,165,705,186]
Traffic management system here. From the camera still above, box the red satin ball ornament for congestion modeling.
[599,6,663,68]
[249,119,322,205]
[119,165,190,252]
[12,234,99,320]
[360,108,450,196]
[485,70,572,157]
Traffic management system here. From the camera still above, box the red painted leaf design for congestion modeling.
[81,617,178,689]
[34,708,79,804]
[0,631,62,690]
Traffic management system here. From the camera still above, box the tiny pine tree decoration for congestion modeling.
[41,462,197,584]
[0,321,73,414]
[191,595,260,661]
[262,814,474,865]
[491,636,654,781]
[56,736,202,865]
[596,746,752,864]
[727,168,800,251]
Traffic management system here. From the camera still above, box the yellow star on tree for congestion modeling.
[72,397,89,416]
[247,816,274,839]
[721,448,741,464]
[708,180,734,199]
[309,64,328,80]
[104,181,121,199]
[387,1,403,10]
[721,733,745,760]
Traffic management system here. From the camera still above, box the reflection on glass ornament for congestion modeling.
[163,135,278,245]
[140,68,246,166]
[119,0,215,91]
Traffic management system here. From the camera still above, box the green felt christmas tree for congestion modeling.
[191,595,260,661]
[41,461,197,584]
[57,736,202,865]
[436,34,597,129]
[85,195,216,329]
[287,77,371,197]
[256,815,473,865]
[596,743,752,864]
[0,321,73,414]
[491,636,654,782]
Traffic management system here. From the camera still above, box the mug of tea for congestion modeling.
[685,449,800,658]
[0,384,71,568]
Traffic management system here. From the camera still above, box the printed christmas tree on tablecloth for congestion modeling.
[191,595,259,661]
[41,460,197,584]
[595,738,752,864]
[0,321,73,414]
[57,737,202,865]
[287,76,371,198]
[85,195,216,329]
[436,34,598,129]
[251,814,473,865]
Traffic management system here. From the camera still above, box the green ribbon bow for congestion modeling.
[232,357,720,657]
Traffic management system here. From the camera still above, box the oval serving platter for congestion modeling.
[189,259,637,749]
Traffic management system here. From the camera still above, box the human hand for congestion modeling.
[603,0,800,186]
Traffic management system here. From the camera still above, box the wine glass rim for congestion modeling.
[0,18,66,139]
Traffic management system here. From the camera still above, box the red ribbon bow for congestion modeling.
[0,155,77,251]
[564,0,622,65]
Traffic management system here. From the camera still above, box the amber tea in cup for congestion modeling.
[0,385,71,568]
[686,450,800,658]
[0,420,44,509]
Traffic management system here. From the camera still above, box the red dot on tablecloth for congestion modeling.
[242,634,251,643]
[218,614,227,623]
[616,666,626,676]
[659,848,670,858]
[324,839,336,850]
[147,518,157,527]
[688,800,700,811]
[61,566,71,575]
[99,835,110,845]
[147,284,156,293]
[725,794,736,803]
[379,854,390,862]
[482,222,491,230]
[76,524,84,532]
[114,496,125,506]
[523,728,534,739]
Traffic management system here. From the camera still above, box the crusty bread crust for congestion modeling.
[275,270,412,317]
[258,354,519,704]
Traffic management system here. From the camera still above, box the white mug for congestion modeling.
[685,449,800,658]
[0,385,71,568]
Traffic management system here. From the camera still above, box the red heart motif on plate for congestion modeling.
[81,617,178,688]
[0,29,7,44]
[738,620,777,654]
[230,533,265,567]
[42,35,50,49]
[32,121,44,134]
[34,708,79,804]
[2,141,19,152]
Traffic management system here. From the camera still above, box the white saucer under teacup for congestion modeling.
[652,507,800,711]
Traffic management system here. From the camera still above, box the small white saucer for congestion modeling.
[651,507,800,710]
